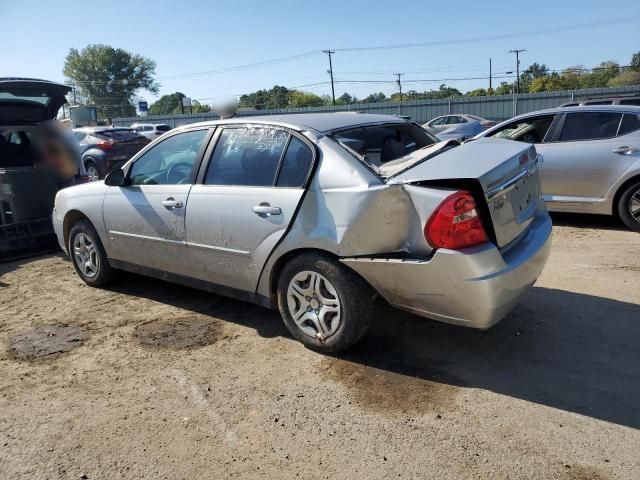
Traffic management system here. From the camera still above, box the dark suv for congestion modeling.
[0,78,87,257]
[73,127,150,181]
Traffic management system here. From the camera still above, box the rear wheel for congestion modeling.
[68,220,114,287]
[277,253,374,353]
[617,181,640,232]
[85,160,100,182]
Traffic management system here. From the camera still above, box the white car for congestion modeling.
[130,123,172,140]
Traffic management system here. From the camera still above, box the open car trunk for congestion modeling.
[385,138,543,248]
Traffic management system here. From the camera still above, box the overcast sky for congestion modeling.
[1,0,638,105]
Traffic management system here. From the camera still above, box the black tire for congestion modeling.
[68,220,114,287]
[617,181,640,232]
[84,159,100,181]
[277,253,374,353]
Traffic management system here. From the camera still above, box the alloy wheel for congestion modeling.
[86,165,99,182]
[73,232,99,278]
[629,188,640,224]
[286,271,341,340]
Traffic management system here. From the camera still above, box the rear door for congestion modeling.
[540,111,636,203]
[185,125,314,291]
[102,128,211,275]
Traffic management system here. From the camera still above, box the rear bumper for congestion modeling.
[342,212,552,329]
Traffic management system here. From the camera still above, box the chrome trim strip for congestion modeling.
[109,230,186,246]
[187,241,251,256]
[109,230,251,256]
[485,155,540,201]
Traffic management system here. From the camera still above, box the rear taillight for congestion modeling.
[96,139,114,150]
[424,191,488,249]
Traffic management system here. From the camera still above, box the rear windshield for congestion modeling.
[332,123,438,167]
[96,129,139,141]
[155,125,171,132]
[0,90,52,106]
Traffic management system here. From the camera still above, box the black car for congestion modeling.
[73,127,150,181]
[0,78,86,257]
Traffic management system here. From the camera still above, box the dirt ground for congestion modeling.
[1,213,639,479]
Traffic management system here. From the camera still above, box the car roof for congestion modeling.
[183,112,407,133]
[509,104,640,120]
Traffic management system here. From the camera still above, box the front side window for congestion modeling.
[447,116,466,124]
[430,117,447,126]
[558,112,622,142]
[490,115,555,144]
[205,127,289,187]
[129,129,208,185]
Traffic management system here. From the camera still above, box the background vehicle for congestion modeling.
[561,94,640,107]
[475,105,640,230]
[74,127,150,181]
[423,114,496,134]
[54,113,551,352]
[0,78,87,258]
[130,123,172,140]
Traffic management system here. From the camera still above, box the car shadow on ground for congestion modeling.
[550,212,628,231]
[107,271,640,430]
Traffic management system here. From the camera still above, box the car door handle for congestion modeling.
[252,204,282,216]
[162,198,183,209]
[612,146,639,155]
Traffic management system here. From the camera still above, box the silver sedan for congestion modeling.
[474,105,640,231]
[53,113,551,352]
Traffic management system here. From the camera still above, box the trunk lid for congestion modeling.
[0,78,70,125]
[97,129,149,159]
[385,138,542,248]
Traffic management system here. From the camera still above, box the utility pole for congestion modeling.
[72,81,77,105]
[323,49,336,106]
[394,73,404,114]
[489,58,492,94]
[508,49,526,94]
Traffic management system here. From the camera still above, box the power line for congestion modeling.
[333,16,640,52]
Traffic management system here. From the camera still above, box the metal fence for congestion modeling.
[113,85,640,128]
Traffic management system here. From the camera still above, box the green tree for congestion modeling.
[239,85,291,110]
[466,88,488,96]
[519,63,549,92]
[361,92,387,103]
[289,90,325,107]
[607,70,640,87]
[63,44,159,118]
[336,92,357,105]
[191,100,212,113]
[631,52,640,72]
[149,92,185,115]
[493,82,513,95]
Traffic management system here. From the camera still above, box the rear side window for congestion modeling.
[619,114,640,136]
[276,137,313,188]
[620,99,640,106]
[558,112,622,141]
[490,115,555,144]
[156,125,171,132]
[334,123,437,166]
[205,127,289,187]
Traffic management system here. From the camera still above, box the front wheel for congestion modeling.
[68,220,114,287]
[277,253,374,353]
[617,181,640,232]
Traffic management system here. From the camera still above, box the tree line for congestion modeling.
[62,45,640,117]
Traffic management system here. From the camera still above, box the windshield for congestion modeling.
[332,123,438,168]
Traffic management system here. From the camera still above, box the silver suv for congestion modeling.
[475,105,640,230]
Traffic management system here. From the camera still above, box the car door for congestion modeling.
[102,128,211,275]
[539,111,635,204]
[185,125,315,292]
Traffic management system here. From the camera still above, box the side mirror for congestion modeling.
[104,168,126,186]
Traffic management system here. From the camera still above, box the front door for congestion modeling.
[103,128,210,275]
[185,126,315,292]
